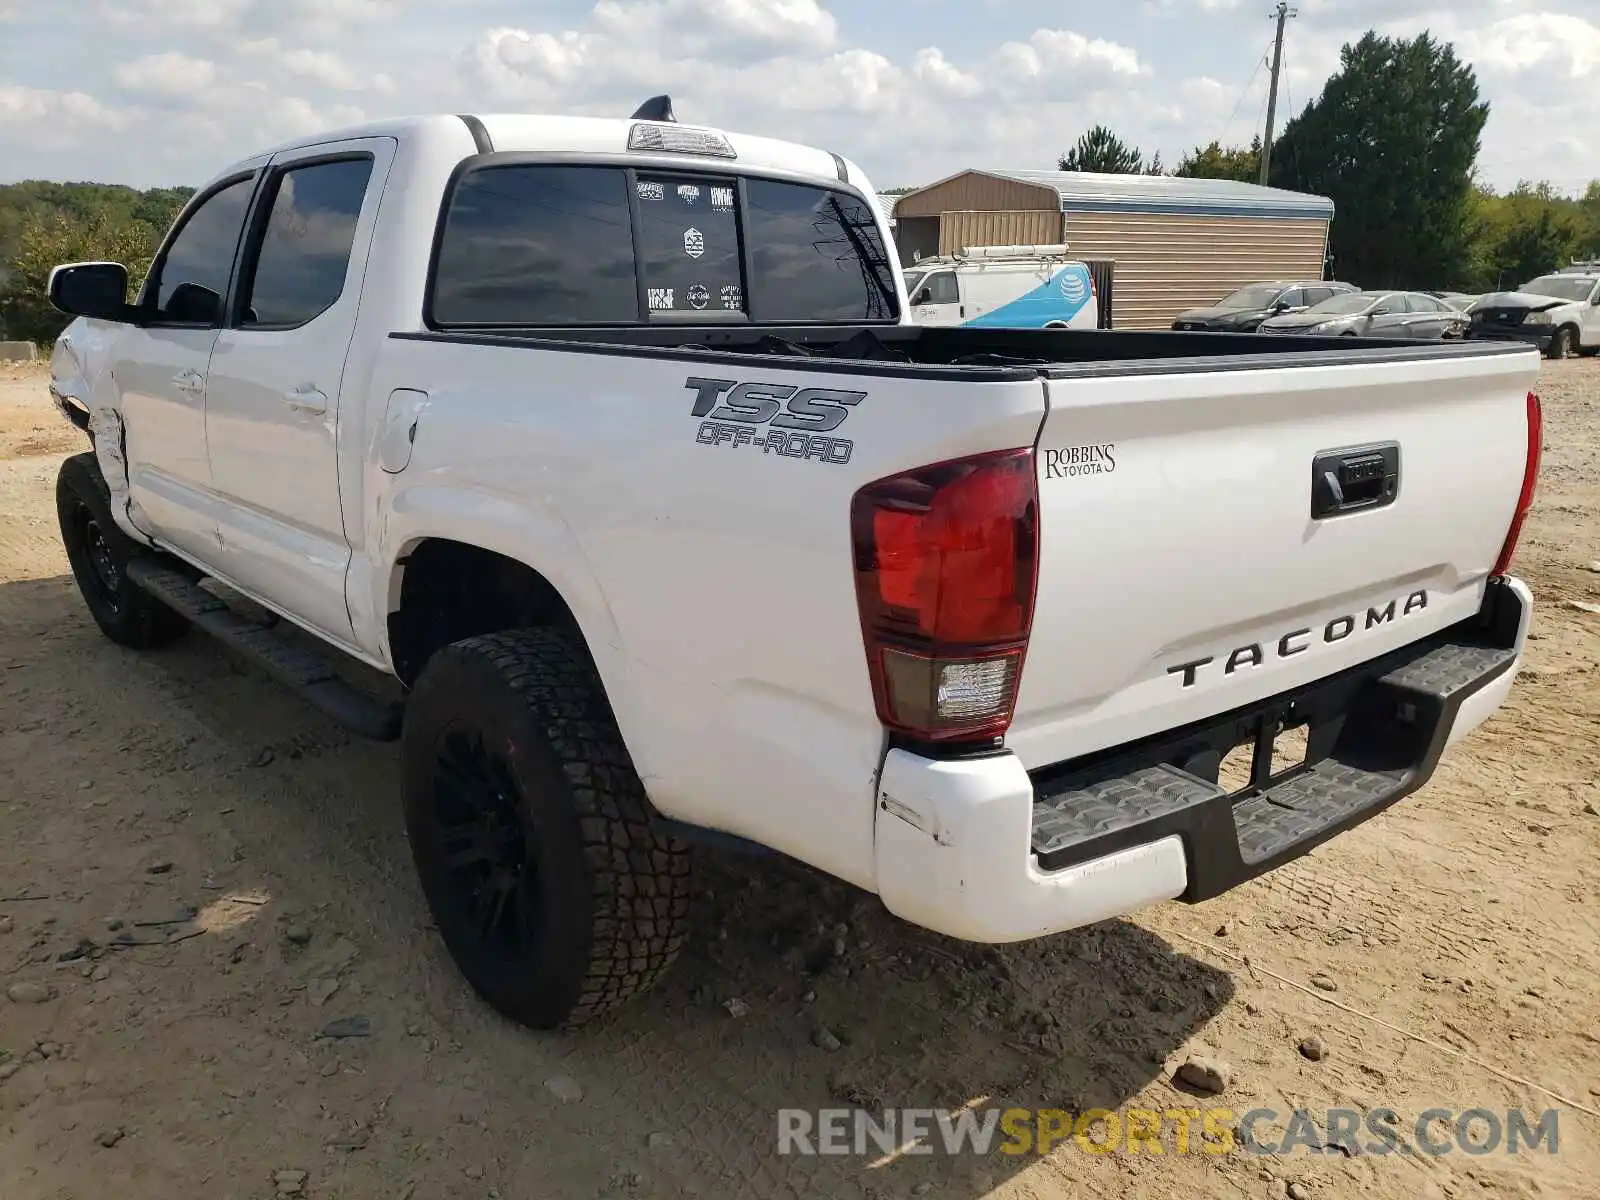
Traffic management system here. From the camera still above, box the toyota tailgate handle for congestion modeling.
[1311,443,1400,519]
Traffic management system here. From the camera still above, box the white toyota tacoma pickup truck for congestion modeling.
[46,101,1542,1029]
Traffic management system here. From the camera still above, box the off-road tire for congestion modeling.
[56,452,189,649]
[402,628,692,1029]
[1546,326,1573,359]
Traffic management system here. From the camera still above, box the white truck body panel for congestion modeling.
[48,110,1540,944]
[1012,348,1531,768]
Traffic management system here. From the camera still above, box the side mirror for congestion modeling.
[1371,306,1391,317]
[48,262,135,323]
[910,286,930,306]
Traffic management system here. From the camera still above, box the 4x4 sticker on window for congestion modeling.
[685,376,865,465]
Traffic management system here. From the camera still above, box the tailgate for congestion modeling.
[1008,346,1539,770]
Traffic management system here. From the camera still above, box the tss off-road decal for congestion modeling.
[685,377,866,465]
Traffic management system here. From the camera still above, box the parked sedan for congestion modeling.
[1258,290,1470,339]
[1171,280,1359,331]
[1424,290,1482,312]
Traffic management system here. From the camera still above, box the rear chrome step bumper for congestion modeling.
[872,576,1530,943]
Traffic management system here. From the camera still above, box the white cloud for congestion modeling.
[993,29,1148,89]
[112,52,219,100]
[1457,13,1600,78]
[0,84,129,133]
[590,0,838,57]
[92,0,253,33]
[237,38,391,92]
[0,0,1593,194]
[911,47,983,100]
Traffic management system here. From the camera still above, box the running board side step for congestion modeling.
[125,559,403,742]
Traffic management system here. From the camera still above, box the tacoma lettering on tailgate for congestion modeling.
[684,376,866,465]
[1166,590,1430,688]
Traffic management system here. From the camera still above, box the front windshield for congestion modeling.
[1306,293,1376,316]
[1217,285,1285,309]
[1520,275,1595,302]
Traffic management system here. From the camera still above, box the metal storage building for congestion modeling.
[889,169,1335,329]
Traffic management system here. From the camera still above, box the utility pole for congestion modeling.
[1258,2,1297,185]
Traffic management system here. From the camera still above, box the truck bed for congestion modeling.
[391,322,1530,378]
[378,321,1536,775]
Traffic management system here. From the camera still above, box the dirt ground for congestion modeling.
[1,356,1597,1200]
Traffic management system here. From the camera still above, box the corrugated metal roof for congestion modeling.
[876,193,902,221]
[976,170,1334,220]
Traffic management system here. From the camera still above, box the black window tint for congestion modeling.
[243,158,373,328]
[922,272,959,304]
[152,177,254,324]
[432,166,636,326]
[635,176,743,315]
[743,179,896,322]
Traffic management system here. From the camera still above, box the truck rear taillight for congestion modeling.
[851,449,1039,744]
[1491,390,1542,578]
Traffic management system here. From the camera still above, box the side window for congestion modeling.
[431,166,637,326]
[743,179,897,322]
[241,158,373,328]
[150,176,255,325]
[921,272,959,304]
[1385,294,1412,313]
[1278,288,1304,308]
[1305,287,1333,306]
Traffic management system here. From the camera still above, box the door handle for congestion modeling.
[1310,443,1400,519]
[172,369,204,393]
[284,385,328,415]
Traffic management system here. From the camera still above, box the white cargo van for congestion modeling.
[904,245,1098,330]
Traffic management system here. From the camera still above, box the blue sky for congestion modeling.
[1,0,1595,194]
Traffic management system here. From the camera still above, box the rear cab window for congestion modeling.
[427,162,897,328]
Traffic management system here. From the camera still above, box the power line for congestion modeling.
[1259,2,1298,185]
[1222,52,1268,145]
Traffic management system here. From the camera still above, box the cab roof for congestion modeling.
[233,112,859,194]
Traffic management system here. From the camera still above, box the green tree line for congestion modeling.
[1052,31,1600,293]
[0,181,191,344]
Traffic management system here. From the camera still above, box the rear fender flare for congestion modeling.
[375,485,650,772]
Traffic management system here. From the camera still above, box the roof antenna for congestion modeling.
[631,95,676,122]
